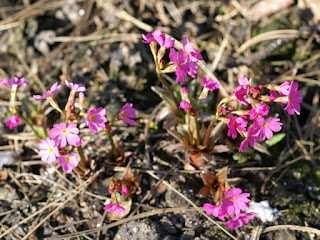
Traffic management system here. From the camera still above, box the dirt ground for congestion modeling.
[0,0,320,239]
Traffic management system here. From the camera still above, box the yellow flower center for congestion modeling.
[66,157,71,162]
[262,122,268,127]
[62,129,69,135]
[177,62,181,69]
[48,147,54,153]
[122,112,127,119]
[229,197,235,201]
[89,114,95,121]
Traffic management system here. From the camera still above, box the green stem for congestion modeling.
[107,131,120,160]
[77,145,88,168]
[18,114,43,139]
[154,59,179,110]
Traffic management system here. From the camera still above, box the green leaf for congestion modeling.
[266,133,286,147]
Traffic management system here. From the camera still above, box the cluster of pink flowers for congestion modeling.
[0,77,29,87]
[104,177,129,216]
[34,80,137,173]
[203,188,256,230]
[224,75,302,152]
[142,30,202,85]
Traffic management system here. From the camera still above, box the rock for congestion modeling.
[114,219,160,240]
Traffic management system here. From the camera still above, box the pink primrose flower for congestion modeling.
[169,48,189,85]
[225,212,256,230]
[157,34,175,49]
[48,123,81,148]
[227,114,248,139]
[121,186,128,195]
[5,115,20,129]
[38,137,60,164]
[220,188,251,216]
[58,153,78,174]
[203,203,225,220]
[85,107,108,133]
[233,75,250,105]
[269,90,278,101]
[0,77,29,87]
[179,101,191,110]
[182,36,202,62]
[202,76,220,91]
[239,126,260,152]
[142,33,155,44]
[284,81,302,115]
[104,203,126,216]
[248,104,270,120]
[33,82,61,99]
[253,117,282,141]
[65,79,86,92]
[120,103,137,125]
[279,81,290,96]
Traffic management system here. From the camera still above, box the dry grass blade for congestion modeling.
[263,225,320,236]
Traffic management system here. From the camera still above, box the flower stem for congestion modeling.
[18,114,43,139]
[203,115,217,146]
[77,145,88,168]
[107,131,120,160]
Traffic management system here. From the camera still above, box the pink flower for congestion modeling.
[0,77,29,87]
[248,104,270,120]
[203,203,225,220]
[284,81,302,115]
[104,203,126,216]
[233,75,250,105]
[239,127,260,152]
[269,90,278,101]
[227,114,248,139]
[65,79,86,92]
[279,81,290,96]
[120,103,137,125]
[48,123,81,148]
[253,117,283,141]
[85,107,108,132]
[225,212,257,230]
[38,137,60,164]
[33,82,61,99]
[179,101,190,110]
[182,36,202,62]
[202,76,220,91]
[142,33,155,44]
[5,115,20,129]
[169,48,189,85]
[220,188,251,216]
[58,153,78,173]
[121,186,128,195]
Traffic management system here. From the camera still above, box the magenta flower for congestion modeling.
[279,81,290,96]
[157,34,175,49]
[182,36,202,62]
[179,101,191,110]
[142,33,155,44]
[269,90,278,101]
[0,77,29,87]
[203,203,225,220]
[121,186,128,195]
[38,137,60,164]
[58,153,78,173]
[248,104,269,120]
[284,81,302,115]
[227,114,248,139]
[169,48,189,85]
[120,103,137,125]
[5,115,20,129]
[48,123,81,148]
[253,117,282,141]
[33,82,61,99]
[239,127,260,152]
[220,188,251,216]
[65,79,86,92]
[85,107,108,132]
[104,203,126,216]
[233,75,250,105]
[202,76,220,91]
[225,212,257,230]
